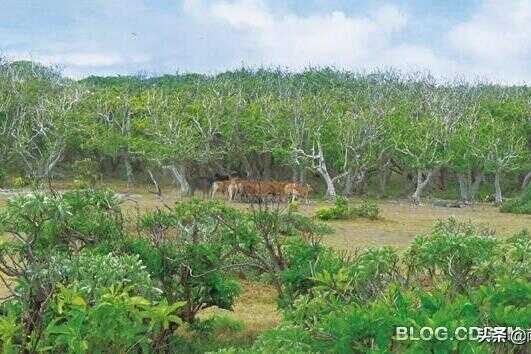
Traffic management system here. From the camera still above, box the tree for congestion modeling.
[0,60,83,182]
[387,75,448,203]
[479,91,528,203]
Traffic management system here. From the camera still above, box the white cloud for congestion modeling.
[448,0,531,63]
[8,52,149,68]
[185,0,410,69]
[3,0,529,83]
[210,0,273,29]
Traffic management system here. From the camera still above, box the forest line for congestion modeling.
[0,59,529,203]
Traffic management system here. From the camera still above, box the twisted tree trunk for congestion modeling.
[412,169,434,204]
[522,171,531,189]
[166,164,191,195]
[494,169,503,204]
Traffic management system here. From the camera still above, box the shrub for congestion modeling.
[315,197,351,220]
[239,218,530,353]
[194,314,245,336]
[287,200,300,212]
[353,200,380,220]
[42,251,162,301]
[500,185,531,214]
[10,176,28,188]
[135,199,242,323]
[0,250,183,353]
[405,218,499,291]
[315,197,380,220]
[38,284,183,353]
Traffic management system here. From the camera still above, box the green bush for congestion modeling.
[38,284,183,353]
[0,250,183,353]
[194,314,245,336]
[135,199,242,323]
[353,200,380,220]
[315,197,380,220]
[238,218,530,353]
[10,176,28,188]
[500,185,531,214]
[315,197,351,220]
[405,218,499,291]
[42,251,162,301]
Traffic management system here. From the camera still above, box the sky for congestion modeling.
[1,0,530,83]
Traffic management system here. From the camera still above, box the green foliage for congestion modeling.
[10,176,28,188]
[0,189,123,264]
[0,251,184,353]
[38,284,183,353]
[42,251,162,301]
[287,200,300,212]
[315,197,380,220]
[73,158,101,188]
[194,314,245,337]
[2,57,529,201]
[0,170,6,187]
[354,200,380,220]
[406,218,499,291]
[500,184,531,214]
[240,218,530,353]
[315,197,351,220]
[135,198,243,323]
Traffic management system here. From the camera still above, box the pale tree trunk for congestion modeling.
[321,169,336,199]
[354,166,368,195]
[147,169,161,196]
[43,145,65,179]
[457,169,483,202]
[494,169,503,204]
[412,169,434,203]
[522,171,531,189]
[123,153,134,190]
[166,164,191,195]
[378,157,390,197]
[457,173,470,201]
[313,142,336,199]
[295,142,338,199]
[470,172,483,200]
[344,167,354,196]
[240,155,252,178]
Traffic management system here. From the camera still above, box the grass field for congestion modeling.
[0,183,529,350]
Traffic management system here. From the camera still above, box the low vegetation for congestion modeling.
[315,197,380,220]
[0,188,527,353]
[500,185,531,214]
[0,189,330,352]
[222,219,530,353]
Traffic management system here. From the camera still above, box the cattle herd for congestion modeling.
[210,178,312,203]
